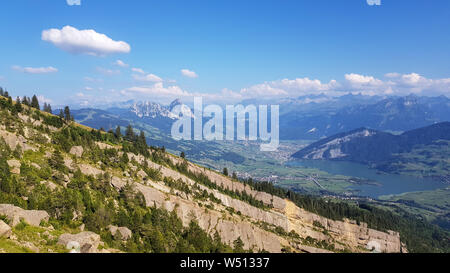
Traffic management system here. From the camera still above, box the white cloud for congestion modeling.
[122,83,190,98]
[342,73,450,96]
[84,87,94,91]
[132,68,145,74]
[367,0,381,6]
[37,95,52,104]
[115,60,129,68]
[240,83,289,97]
[238,77,340,98]
[42,26,131,56]
[66,0,81,6]
[132,73,163,82]
[181,69,198,78]
[400,73,425,85]
[234,73,450,99]
[12,65,58,74]
[345,73,383,86]
[95,72,450,106]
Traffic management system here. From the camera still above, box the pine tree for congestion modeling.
[139,131,147,146]
[0,87,4,97]
[180,151,185,159]
[22,96,29,106]
[43,102,52,113]
[223,168,229,176]
[115,126,122,139]
[64,106,71,121]
[14,97,23,113]
[125,125,135,140]
[59,109,64,119]
[48,149,65,171]
[31,95,40,110]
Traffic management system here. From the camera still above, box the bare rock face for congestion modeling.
[108,225,132,241]
[135,183,166,207]
[0,130,35,152]
[21,241,40,253]
[111,176,127,190]
[0,204,49,227]
[95,142,114,150]
[79,164,104,177]
[64,157,75,171]
[283,200,403,253]
[164,197,285,253]
[137,170,147,179]
[69,146,84,158]
[58,232,101,253]
[31,163,41,170]
[40,181,58,191]
[7,159,21,175]
[0,220,12,238]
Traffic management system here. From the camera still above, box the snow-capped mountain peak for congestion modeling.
[131,99,193,119]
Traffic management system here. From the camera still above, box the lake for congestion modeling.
[287,159,446,198]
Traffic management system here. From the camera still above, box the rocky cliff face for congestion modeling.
[114,152,404,253]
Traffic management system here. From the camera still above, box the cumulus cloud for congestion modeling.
[12,65,58,74]
[233,73,450,99]
[123,83,191,98]
[132,68,145,74]
[114,60,129,68]
[238,77,340,98]
[132,73,163,83]
[341,73,450,95]
[345,73,383,86]
[110,72,450,106]
[42,26,131,56]
[37,95,52,104]
[66,0,81,6]
[181,69,198,78]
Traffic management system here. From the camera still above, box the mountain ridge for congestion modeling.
[292,122,450,177]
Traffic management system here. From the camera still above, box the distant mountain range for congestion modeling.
[71,94,450,141]
[280,94,450,140]
[292,122,450,179]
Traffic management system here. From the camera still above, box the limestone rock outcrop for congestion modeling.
[7,159,21,175]
[58,232,101,253]
[69,146,84,158]
[0,204,49,227]
[79,164,104,177]
[0,130,35,151]
[0,220,12,238]
[108,225,132,241]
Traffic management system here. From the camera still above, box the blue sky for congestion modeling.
[0,0,449,107]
